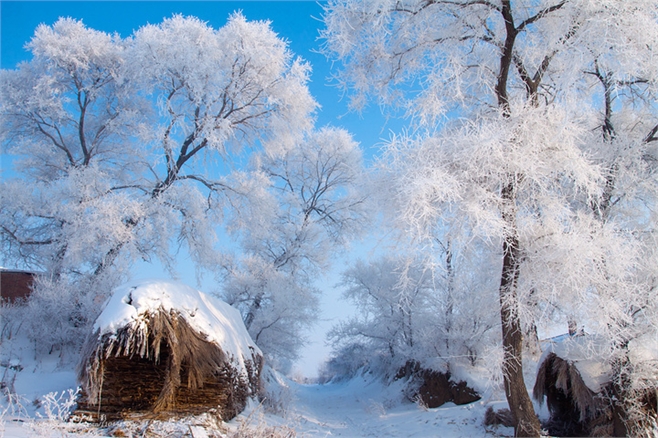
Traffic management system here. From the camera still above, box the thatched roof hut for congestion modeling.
[535,334,658,437]
[77,280,263,422]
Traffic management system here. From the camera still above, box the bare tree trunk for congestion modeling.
[499,182,541,438]
[610,339,632,437]
[568,317,578,336]
[524,322,541,358]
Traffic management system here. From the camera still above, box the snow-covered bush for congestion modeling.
[22,274,119,359]
[318,343,372,383]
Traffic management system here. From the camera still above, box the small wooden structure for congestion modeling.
[76,281,263,422]
[0,269,36,303]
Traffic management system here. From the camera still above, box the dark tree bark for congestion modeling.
[499,181,542,437]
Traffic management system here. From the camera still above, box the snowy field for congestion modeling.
[0,281,530,438]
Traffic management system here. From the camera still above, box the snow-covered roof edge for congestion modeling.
[539,335,612,393]
[93,279,261,373]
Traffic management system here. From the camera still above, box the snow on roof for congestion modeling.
[94,279,261,369]
[540,335,612,393]
[0,268,38,274]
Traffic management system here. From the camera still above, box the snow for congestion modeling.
[0,379,511,438]
[273,374,509,437]
[94,279,261,370]
[629,334,658,366]
[0,278,519,437]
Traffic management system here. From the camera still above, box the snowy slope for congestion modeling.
[273,374,514,437]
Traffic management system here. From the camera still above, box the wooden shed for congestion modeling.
[76,280,263,422]
[0,269,36,303]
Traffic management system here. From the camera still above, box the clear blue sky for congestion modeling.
[0,1,399,377]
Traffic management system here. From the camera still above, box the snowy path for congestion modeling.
[275,376,512,437]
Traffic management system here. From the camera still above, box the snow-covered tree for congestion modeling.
[322,1,658,435]
[576,27,658,435]
[221,127,368,370]
[0,14,317,355]
[329,237,498,378]
[330,257,434,372]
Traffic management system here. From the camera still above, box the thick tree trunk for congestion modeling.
[499,182,541,438]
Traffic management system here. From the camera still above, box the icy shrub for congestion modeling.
[23,275,115,360]
[260,366,295,417]
[318,343,371,383]
[230,409,296,438]
[36,388,80,422]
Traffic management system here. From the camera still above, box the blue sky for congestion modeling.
[1,1,399,377]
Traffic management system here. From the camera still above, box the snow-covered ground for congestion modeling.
[0,346,524,438]
[262,374,516,437]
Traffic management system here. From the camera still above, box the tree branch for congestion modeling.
[517,1,567,32]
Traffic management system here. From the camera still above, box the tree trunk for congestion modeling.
[499,182,541,437]
[524,322,541,358]
[244,292,263,330]
[611,348,631,436]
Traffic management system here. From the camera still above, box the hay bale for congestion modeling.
[77,280,262,422]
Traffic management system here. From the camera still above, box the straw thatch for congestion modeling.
[76,307,262,422]
[533,352,609,436]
